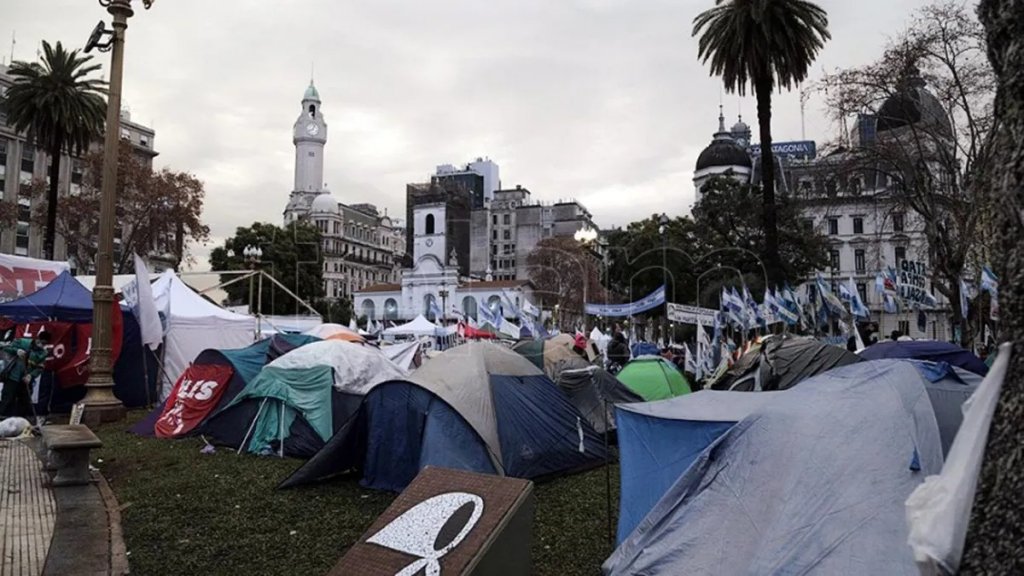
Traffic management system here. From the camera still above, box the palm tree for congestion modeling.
[693,0,830,285]
[2,41,106,260]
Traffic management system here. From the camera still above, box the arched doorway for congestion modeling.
[462,296,478,320]
[383,298,398,321]
[424,294,438,321]
[361,299,376,321]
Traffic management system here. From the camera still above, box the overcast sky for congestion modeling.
[5,0,929,270]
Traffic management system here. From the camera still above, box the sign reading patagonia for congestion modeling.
[585,285,665,317]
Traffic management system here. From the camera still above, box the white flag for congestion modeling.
[132,254,163,351]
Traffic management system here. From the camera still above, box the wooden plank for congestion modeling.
[0,440,56,576]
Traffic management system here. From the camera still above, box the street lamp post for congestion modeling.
[244,245,263,337]
[81,0,154,424]
[658,213,669,344]
[438,286,449,325]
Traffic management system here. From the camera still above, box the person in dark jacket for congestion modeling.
[607,331,630,369]
[0,331,49,417]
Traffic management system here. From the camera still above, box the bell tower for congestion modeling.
[284,79,329,222]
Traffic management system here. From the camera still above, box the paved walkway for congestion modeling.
[0,436,127,576]
[0,439,56,576]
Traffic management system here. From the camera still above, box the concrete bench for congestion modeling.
[40,424,103,486]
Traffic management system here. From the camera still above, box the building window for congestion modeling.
[425,214,435,235]
[892,213,904,233]
[898,320,910,336]
[20,145,34,173]
[855,249,866,273]
[853,217,863,234]
[503,230,511,240]
[491,229,497,241]
[503,214,510,225]
[492,214,498,225]
[828,218,839,235]
[830,249,841,271]
[856,283,867,304]
[895,246,906,263]
[491,245,497,255]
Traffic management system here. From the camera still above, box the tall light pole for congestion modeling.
[81,0,155,424]
[244,245,263,337]
[438,285,449,325]
[658,214,669,344]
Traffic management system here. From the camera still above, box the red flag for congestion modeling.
[155,363,234,438]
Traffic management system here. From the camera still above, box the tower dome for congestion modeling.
[303,79,320,102]
[730,115,752,146]
[876,66,951,136]
[696,108,752,171]
[310,193,338,214]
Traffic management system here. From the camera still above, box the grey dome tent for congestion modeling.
[552,356,642,434]
[711,334,862,391]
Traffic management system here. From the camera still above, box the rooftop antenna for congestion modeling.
[799,85,809,140]
[8,31,15,64]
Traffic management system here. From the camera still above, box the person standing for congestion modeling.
[0,331,50,418]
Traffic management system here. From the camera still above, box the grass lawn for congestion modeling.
[95,411,620,576]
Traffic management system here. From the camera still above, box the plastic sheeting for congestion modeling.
[906,343,1011,574]
[614,391,779,543]
[379,340,422,371]
[605,360,944,575]
[264,340,407,394]
[714,334,862,391]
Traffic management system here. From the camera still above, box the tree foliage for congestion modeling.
[209,222,325,316]
[603,176,827,310]
[525,236,607,324]
[1,40,106,259]
[693,0,831,285]
[818,0,996,337]
[30,144,210,273]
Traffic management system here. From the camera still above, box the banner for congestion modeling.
[584,285,665,317]
[16,307,125,388]
[0,254,69,303]
[897,260,937,307]
[666,303,718,325]
[155,363,234,438]
[15,322,75,371]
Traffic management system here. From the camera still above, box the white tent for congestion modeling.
[77,274,137,293]
[265,340,407,395]
[382,314,445,337]
[380,340,424,371]
[152,271,256,399]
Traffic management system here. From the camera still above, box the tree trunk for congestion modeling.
[43,141,61,261]
[961,0,1024,572]
[755,78,782,286]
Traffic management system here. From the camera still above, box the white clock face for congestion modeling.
[425,238,434,247]
[305,123,319,136]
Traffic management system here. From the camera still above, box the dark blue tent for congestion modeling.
[0,271,93,322]
[281,342,606,492]
[860,340,988,375]
[130,333,318,436]
[606,360,948,575]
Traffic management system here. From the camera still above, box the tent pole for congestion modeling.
[604,395,613,547]
[278,401,284,458]
[239,397,268,454]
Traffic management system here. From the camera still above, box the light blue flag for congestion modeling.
[847,277,870,319]
[959,278,971,319]
[980,266,999,295]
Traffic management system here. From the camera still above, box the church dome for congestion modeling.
[731,118,750,134]
[696,137,752,171]
[310,193,338,214]
[876,68,951,135]
[303,81,320,102]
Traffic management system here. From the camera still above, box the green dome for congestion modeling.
[303,81,320,101]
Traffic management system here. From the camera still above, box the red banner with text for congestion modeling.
[155,363,235,438]
[15,306,124,388]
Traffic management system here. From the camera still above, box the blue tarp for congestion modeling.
[860,340,988,376]
[615,391,779,543]
[605,360,946,575]
[0,271,94,323]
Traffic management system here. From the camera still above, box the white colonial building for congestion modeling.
[355,201,535,323]
[282,80,405,300]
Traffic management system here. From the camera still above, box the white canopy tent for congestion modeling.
[382,314,446,337]
[76,274,137,293]
[152,271,256,399]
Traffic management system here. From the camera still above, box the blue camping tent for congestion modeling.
[860,340,988,376]
[0,271,94,322]
[281,342,607,492]
[0,271,156,411]
[606,360,953,575]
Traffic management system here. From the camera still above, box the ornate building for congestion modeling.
[282,80,405,301]
[693,71,955,340]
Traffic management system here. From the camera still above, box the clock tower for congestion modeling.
[285,80,328,221]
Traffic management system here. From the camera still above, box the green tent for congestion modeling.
[617,357,691,401]
[228,365,336,456]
